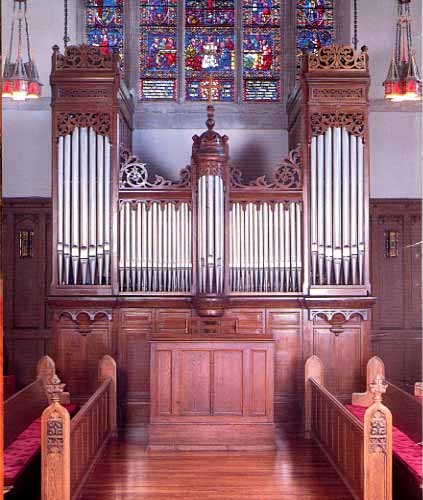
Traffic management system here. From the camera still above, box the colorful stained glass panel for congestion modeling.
[86,0,124,61]
[244,80,279,101]
[242,0,281,103]
[187,80,234,101]
[296,0,334,55]
[243,29,280,79]
[186,0,234,27]
[139,0,177,26]
[140,0,177,100]
[185,27,235,101]
[242,0,280,27]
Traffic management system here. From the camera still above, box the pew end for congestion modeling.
[41,355,118,500]
[304,355,324,439]
[352,356,385,407]
[363,376,393,500]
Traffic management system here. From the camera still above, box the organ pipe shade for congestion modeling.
[57,127,111,285]
[310,128,365,286]
[119,201,192,293]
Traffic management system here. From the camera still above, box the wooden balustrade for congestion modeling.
[305,355,392,500]
[41,355,117,500]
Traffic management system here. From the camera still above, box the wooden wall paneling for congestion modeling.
[154,309,192,335]
[119,309,153,425]
[370,199,422,391]
[2,198,52,387]
[267,309,302,423]
[54,313,112,401]
[311,316,363,400]
[225,309,266,336]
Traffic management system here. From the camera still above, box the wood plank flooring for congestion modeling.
[78,427,353,500]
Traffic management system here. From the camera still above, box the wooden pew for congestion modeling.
[305,355,392,500]
[41,355,117,500]
[352,357,422,500]
[4,356,74,494]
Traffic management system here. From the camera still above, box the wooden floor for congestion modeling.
[78,426,353,500]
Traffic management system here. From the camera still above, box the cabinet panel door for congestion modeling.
[156,350,173,416]
[213,350,243,416]
[249,349,268,416]
[179,350,211,416]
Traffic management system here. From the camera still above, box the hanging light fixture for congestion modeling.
[2,0,43,101]
[384,0,421,102]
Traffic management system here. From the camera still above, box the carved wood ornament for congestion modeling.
[54,44,115,70]
[230,147,302,190]
[119,149,191,190]
[56,112,112,138]
[308,45,368,72]
[368,376,389,454]
[310,309,368,336]
[58,310,112,336]
[310,112,366,138]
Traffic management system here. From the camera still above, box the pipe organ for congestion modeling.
[57,128,112,286]
[49,44,375,442]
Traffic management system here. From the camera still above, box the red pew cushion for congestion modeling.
[4,402,78,487]
[346,404,422,486]
[4,417,42,487]
[4,375,17,400]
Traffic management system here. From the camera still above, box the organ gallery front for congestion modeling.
[49,43,374,449]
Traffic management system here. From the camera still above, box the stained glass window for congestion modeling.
[242,0,281,101]
[296,0,334,67]
[185,0,235,101]
[86,0,124,63]
[140,0,178,100]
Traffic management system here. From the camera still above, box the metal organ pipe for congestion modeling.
[56,127,111,286]
[57,137,64,285]
[342,128,351,285]
[229,201,302,293]
[118,201,193,293]
[309,127,366,287]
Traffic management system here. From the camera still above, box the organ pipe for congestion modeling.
[229,201,303,293]
[310,127,366,287]
[56,127,112,286]
[119,201,193,293]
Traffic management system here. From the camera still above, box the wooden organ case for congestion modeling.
[49,44,374,449]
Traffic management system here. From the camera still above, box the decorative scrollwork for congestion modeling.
[58,88,112,99]
[310,112,366,138]
[230,147,302,190]
[309,309,369,322]
[47,415,64,454]
[56,112,112,137]
[369,410,387,453]
[54,44,115,70]
[311,88,365,102]
[119,150,191,190]
[198,161,225,178]
[308,45,368,71]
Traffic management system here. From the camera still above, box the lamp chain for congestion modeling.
[353,0,358,50]
[64,0,70,48]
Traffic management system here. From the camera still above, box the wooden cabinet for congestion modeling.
[149,340,275,450]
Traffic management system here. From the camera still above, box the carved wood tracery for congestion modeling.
[54,44,115,70]
[119,150,191,190]
[58,310,112,336]
[230,147,302,190]
[56,112,112,138]
[308,45,368,72]
[310,112,366,138]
